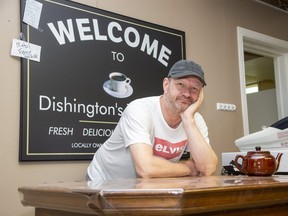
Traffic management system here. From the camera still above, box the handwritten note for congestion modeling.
[23,0,43,29]
[11,39,41,62]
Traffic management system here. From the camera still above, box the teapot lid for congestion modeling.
[248,146,270,154]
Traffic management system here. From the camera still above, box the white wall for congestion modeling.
[247,89,278,133]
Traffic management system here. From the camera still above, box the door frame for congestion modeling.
[237,27,288,135]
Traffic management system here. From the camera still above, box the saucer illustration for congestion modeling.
[103,80,133,98]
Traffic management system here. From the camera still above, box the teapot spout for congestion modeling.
[275,153,283,171]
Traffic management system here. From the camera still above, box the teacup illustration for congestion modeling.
[109,72,131,93]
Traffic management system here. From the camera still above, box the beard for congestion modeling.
[164,90,193,114]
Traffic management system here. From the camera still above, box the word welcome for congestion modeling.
[47,18,172,66]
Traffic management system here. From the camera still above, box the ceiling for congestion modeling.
[256,0,288,13]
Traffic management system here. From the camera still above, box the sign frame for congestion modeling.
[19,0,186,161]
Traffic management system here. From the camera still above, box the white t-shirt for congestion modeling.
[87,96,209,180]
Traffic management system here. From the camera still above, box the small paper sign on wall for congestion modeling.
[19,0,185,161]
[11,39,41,62]
[23,0,43,29]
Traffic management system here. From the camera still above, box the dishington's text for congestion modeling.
[39,95,124,118]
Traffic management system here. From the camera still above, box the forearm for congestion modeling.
[183,118,218,176]
[137,156,192,178]
[129,143,194,178]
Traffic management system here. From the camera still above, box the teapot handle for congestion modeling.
[234,155,247,175]
[275,153,283,172]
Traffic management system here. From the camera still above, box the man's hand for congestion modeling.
[181,88,204,120]
[184,158,200,176]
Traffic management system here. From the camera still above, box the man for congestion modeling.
[87,59,218,180]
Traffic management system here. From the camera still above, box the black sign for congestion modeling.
[19,0,185,161]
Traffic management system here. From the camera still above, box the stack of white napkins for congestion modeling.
[235,127,288,152]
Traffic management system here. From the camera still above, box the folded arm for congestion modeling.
[181,89,218,176]
[129,143,198,178]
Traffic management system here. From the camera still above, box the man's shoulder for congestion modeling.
[194,112,205,122]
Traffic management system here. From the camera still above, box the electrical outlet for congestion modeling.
[216,103,236,111]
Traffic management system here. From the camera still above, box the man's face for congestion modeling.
[163,76,203,114]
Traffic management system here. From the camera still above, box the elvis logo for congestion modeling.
[153,137,187,160]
